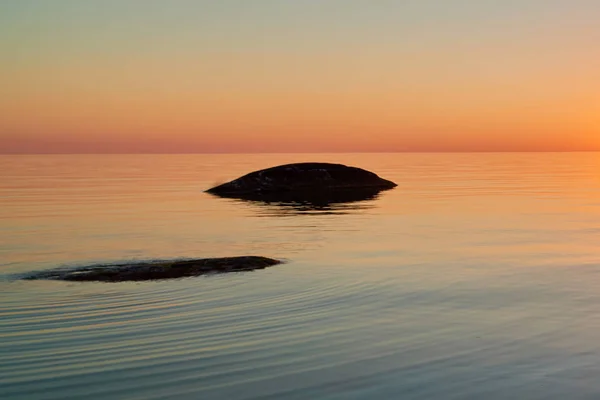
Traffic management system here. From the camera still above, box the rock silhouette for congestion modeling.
[24,256,282,282]
[206,163,396,204]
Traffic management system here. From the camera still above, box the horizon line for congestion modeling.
[1,150,599,155]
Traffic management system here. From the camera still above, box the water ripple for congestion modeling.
[3,154,600,399]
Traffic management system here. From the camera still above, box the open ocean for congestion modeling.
[2,152,600,400]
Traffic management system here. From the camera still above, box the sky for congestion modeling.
[1,0,599,153]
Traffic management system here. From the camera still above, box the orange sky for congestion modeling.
[1,1,598,153]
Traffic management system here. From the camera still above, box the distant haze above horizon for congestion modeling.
[1,1,599,154]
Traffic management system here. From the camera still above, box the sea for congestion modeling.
[1,153,600,400]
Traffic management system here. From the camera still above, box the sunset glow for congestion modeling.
[1,1,599,153]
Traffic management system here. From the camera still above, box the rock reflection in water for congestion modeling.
[208,187,389,216]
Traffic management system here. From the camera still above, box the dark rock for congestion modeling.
[23,256,282,282]
[205,163,397,202]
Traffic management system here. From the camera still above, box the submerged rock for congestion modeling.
[24,256,282,282]
[205,162,397,201]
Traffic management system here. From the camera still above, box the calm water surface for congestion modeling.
[1,153,600,399]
